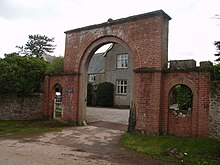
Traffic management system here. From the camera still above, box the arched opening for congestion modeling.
[79,36,135,130]
[169,84,193,117]
[53,84,62,119]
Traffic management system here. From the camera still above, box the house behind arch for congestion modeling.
[88,43,132,107]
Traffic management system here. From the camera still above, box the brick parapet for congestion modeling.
[64,10,170,73]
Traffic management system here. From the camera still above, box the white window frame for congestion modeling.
[117,53,128,68]
[116,80,127,95]
[89,74,96,82]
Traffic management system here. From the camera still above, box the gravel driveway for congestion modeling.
[86,107,130,125]
[0,107,175,165]
[0,126,175,165]
[86,107,130,131]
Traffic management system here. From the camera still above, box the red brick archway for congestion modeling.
[62,10,171,126]
[44,10,211,137]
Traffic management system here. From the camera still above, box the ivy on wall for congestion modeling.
[175,85,193,111]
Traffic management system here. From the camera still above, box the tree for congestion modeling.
[213,12,220,61]
[16,34,56,59]
[214,41,220,61]
[0,53,47,93]
[46,57,64,74]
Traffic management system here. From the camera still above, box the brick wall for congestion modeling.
[64,10,171,73]
[0,93,44,120]
[161,70,210,137]
[132,68,210,136]
[134,71,162,134]
[44,74,79,124]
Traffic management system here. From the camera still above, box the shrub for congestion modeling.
[46,57,64,75]
[96,82,114,107]
[87,82,93,106]
[175,85,193,110]
[0,53,47,93]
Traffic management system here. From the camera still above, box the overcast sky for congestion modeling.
[0,0,219,64]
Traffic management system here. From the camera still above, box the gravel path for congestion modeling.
[0,108,176,165]
[0,126,175,165]
[86,107,130,125]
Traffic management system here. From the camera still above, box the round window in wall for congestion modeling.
[169,84,193,117]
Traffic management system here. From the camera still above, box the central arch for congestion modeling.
[78,36,135,125]
[56,10,172,134]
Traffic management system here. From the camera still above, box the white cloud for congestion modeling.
[0,0,219,63]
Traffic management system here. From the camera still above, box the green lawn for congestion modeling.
[0,120,70,137]
[121,133,220,165]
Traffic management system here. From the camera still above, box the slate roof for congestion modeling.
[88,53,105,74]
[42,54,56,62]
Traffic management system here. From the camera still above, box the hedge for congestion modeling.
[96,82,114,107]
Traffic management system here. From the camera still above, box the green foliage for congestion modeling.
[121,133,220,164]
[16,34,56,58]
[211,64,220,80]
[46,57,64,74]
[174,85,193,110]
[0,53,47,93]
[87,82,93,106]
[96,82,114,107]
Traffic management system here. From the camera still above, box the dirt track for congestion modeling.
[0,125,176,165]
[0,107,176,165]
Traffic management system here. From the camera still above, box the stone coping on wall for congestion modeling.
[65,10,171,34]
[45,72,80,77]
[0,92,44,97]
[133,67,211,73]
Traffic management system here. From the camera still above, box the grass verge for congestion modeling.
[121,133,220,165]
[0,120,71,137]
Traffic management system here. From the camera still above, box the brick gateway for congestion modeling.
[44,10,210,137]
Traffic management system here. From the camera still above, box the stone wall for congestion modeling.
[169,60,196,69]
[209,81,220,140]
[0,93,44,120]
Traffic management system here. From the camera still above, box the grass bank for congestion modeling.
[0,120,70,137]
[121,133,220,165]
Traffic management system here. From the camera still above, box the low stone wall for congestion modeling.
[0,93,44,120]
[209,81,220,140]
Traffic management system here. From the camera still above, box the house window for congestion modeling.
[89,74,96,82]
[116,80,127,94]
[117,53,128,68]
